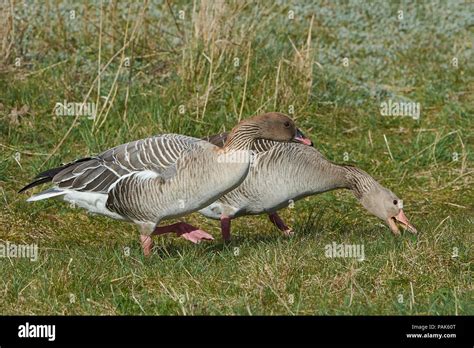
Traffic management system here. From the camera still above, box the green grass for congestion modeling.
[0,0,472,315]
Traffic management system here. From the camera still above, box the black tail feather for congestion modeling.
[18,177,54,193]
[18,157,94,193]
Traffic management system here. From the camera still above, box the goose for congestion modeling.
[19,113,312,255]
[199,133,417,240]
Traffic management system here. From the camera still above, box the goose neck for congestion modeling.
[223,123,261,151]
[339,165,377,199]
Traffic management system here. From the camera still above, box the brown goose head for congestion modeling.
[225,112,312,148]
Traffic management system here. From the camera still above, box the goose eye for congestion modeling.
[393,200,398,205]
[284,121,291,128]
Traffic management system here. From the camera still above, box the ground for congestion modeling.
[0,1,472,315]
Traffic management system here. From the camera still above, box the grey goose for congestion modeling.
[199,133,417,240]
[19,113,312,255]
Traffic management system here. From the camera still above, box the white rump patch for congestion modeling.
[27,189,66,202]
[62,190,124,220]
[27,187,124,220]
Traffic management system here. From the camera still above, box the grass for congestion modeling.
[0,0,472,315]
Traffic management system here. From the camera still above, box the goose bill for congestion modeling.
[294,129,313,146]
[388,210,417,234]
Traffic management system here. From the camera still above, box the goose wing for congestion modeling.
[52,134,203,193]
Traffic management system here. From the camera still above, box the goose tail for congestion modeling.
[18,157,93,194]
[18,176,54,193]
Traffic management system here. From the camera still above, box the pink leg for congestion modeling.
[152,222,214,244]
[220,216,231,242]
[140,234,154,256]
[268,213,294,236]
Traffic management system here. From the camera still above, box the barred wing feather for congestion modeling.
[53,134,201,194]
